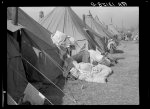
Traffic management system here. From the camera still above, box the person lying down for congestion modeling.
[70,60,112,83]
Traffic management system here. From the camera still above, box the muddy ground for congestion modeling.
[62,40,139,105]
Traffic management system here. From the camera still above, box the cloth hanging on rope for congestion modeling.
[51,30,75,48]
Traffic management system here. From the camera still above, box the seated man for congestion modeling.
[107,39,117,54]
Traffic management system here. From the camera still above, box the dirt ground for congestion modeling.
[62,40,139,105]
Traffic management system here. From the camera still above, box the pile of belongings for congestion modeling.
[50,31,117,83]
[70,61,112,83]
[63,49,115,83]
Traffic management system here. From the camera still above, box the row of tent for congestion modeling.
[7,7,120,105]
[38,7,121,54]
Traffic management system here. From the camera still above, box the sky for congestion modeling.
[20,7,139,29]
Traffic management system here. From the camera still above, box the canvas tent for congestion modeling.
[94,15,114,38]
[108,24,120,36]
[39,7,107,55]
[84,13,114,40]
[7,31,28,103]
[84,14,108,38]
[7,7,67,104]
[95,15,107,29]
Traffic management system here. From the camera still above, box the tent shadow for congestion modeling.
[115,57,125,60]
[113,49,124,54]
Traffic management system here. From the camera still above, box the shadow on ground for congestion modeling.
[115,57,125,60]
[113,49,124,54]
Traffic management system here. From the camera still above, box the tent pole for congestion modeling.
[11,7,18,25]
[82,14,86,28]
[11,7,22,52]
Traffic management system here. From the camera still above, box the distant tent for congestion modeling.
[7,7,65,104]
[85,14,108,38]
[108,24,120,36]
[39,7,107,54]
[85,14,113,40]
[94,15,114,38]
[95,16,106,28]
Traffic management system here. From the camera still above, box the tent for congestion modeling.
[7,31,28,103]
[84,14,113,40]
[7,93,18,105]
[95,16,106,28]
[39,7,107,55]
[108,24,120,36]
[7,7,66,104]
[94,15,114,38]
[7,7,64,82]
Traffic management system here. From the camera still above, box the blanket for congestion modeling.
[70,61,112,83]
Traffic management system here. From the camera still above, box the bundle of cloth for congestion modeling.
[51,30,75,47]
[69,61,112,83]
[51,30,75,57]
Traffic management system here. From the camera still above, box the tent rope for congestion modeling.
[8,61,54,105]
[21,56,77,104]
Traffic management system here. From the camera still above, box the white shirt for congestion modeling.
[88,50,104,63]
